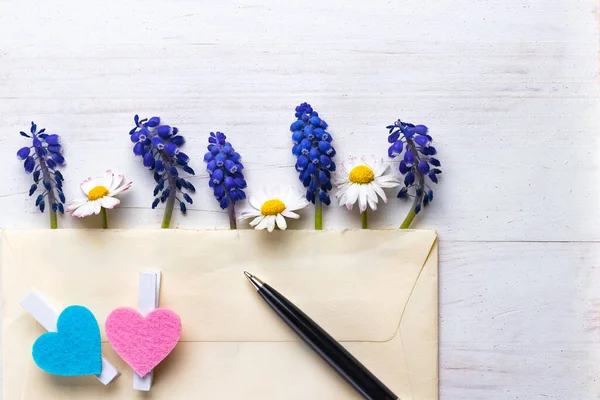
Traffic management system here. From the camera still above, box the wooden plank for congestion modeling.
[440,241,600,398]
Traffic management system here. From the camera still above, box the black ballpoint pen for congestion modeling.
[244,271,399,400]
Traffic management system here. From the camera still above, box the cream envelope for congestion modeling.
[2,229,438,400]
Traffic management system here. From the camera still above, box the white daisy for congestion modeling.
[335,156,400,212]
[67,170,132,218]
[239,186,309,232]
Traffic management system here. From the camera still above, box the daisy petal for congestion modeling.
[110,181,132,196]
[99,196,120,209]
[370,182,387,203]
[263,187,273,200]
[285,197,309,212]
[335,182,350,196]
[358,186,368,213]
[373,160,388,177]
[281,209,300,219]
[66,198,88,213]
[249,196,263,211]
[239,210,262,222]
[81,177,102,195]
[72,202,96,218]
[271,186,281,200]
[102,170,114,190]
[362,156,374,171]
[280,187,292,204]
[367,195,378,211]
[255,216,270,230]
[285,186,294,201]
[346,184,360,208]
[376,175,400,188]
[275,213,287,230]
[340,161,349,175]
[110,174,124,192]
[92,200,102,215]
[256,187,269,204]
[266,216,276,232]
[249,215,264,227]
[346,157,357,171]
[365,185,378,204]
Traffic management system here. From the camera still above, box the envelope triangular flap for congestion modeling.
[2,229,437,343]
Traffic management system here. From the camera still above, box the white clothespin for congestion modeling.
[133,270,162,391]
[20,292,121,385]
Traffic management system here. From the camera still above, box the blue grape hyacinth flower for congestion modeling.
[290,102,336,229]
[129,115,195,228]
[16,122,66,228]
[386,119,442,228]
[204,131,247,229]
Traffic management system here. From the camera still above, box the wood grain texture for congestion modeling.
[440,241,600,399]
[0,0,598,398]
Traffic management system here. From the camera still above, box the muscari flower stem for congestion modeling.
[314,197,323,230]
[39,158,58,229]
[159,152,178,229]
[228,203,237,229]
[49,209,57,229]
[100,208,108,229]
[362,211,368,229]
[314,174,323,230]
[162,195,175,228]
[400,141,425,229]
[162,182,177,229]
[400,195,419,229]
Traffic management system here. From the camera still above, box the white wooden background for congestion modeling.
[1,0,599,398]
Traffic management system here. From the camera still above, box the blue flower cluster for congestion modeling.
[386,119,442,214]
[129,115,195,213]
[290,102,336,205]
[204,132,247,209]
[16,122,66,213]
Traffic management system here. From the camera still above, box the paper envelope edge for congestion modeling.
[401,235,438,400]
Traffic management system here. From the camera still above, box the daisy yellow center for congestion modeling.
[88,186,109,201]
[261,199,286,216]
[349,165,375,184]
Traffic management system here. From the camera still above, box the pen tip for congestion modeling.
[243,271,263,290]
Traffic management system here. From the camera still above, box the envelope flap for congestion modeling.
[3,229,437,343]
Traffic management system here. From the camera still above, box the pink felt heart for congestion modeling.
[105,307,181,377]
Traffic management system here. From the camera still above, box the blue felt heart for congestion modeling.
[32,305,102,376]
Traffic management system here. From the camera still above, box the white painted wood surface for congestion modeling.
[0,0,598,398]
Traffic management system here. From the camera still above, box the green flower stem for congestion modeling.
[400,172,425,229]
[39,157,58,229]
[400,204,417,229]
[50,210,57,229]
[162,194,176,229]
[160,152,177,229]
[161,189,177,229]
[100,208,108,229]
[228,202,237,229]
[361,210,368,229]
[315,197,323,230]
